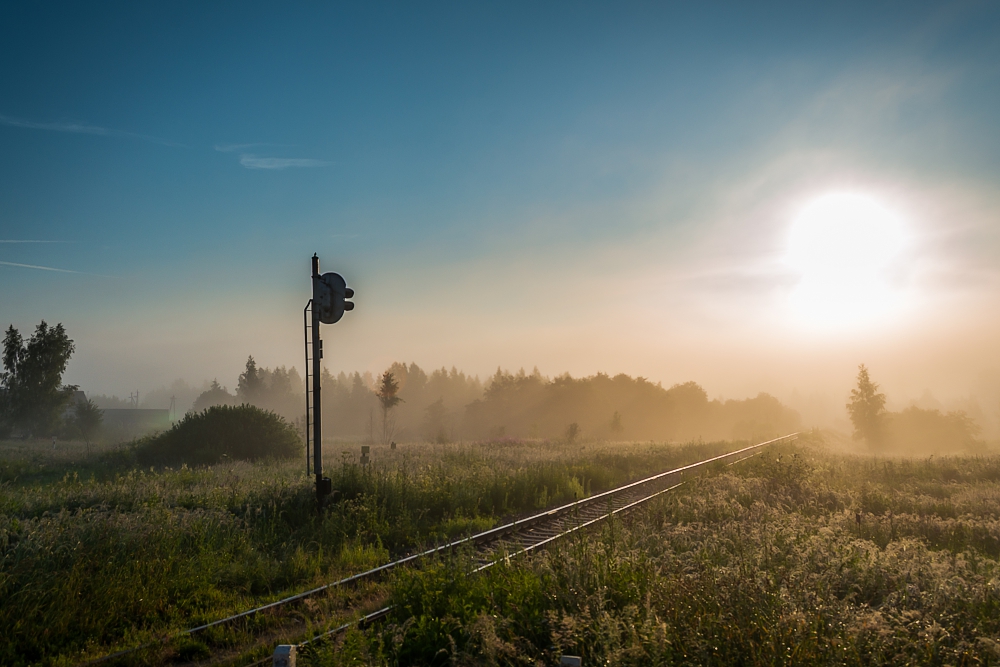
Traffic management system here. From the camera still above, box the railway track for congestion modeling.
[254,433,798,664]
[83,434,797,667]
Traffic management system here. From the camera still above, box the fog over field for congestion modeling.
[2,3,999,440]
[7,7,1000,665]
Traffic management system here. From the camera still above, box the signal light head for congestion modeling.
[314,272,355,324]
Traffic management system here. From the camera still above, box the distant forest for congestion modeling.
[180,359,800,443]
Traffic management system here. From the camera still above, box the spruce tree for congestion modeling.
[375,371,402,445]
[237,355,263,404]
[847,364,887,448]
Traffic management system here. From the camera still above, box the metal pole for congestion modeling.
[303,300,312,477]
[312,254,323,507]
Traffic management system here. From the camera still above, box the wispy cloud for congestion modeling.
[214,141,331,169]
[239,154,332,170]
[214,143,291,153]
[0,260,112,277]
[0,113,184,147]
[0,239,70,243]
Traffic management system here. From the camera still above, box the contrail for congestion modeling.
[0,113,186,148]
[0,240,69,243]
[0,260,112,277]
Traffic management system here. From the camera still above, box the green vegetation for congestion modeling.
[308,437,1000,666]
[134,404,301,466]
[0,436,733,666]
[72,396,104,453]
[5,428,1000,666]
[1,320,76,438]
[189,356,305,417]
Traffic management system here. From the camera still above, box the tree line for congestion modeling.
[26,320,984,449]
[192,360,984,451]
[463,368,801,442]
[193,357,802,443]
[1,320,802,445]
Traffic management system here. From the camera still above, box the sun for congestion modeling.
[785,192,909,329]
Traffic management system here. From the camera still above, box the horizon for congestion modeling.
[69,355,987,439]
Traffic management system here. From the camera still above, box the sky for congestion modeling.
[1,1,999,431]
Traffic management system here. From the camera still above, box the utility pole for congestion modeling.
[305,253,354,510]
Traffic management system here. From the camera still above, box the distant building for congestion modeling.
[69,390,88,408]
[101,408,171,433]
[67,390,172,437]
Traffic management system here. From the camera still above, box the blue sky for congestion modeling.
[2,2,999,426]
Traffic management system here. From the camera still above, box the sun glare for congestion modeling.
[785,192,909,329]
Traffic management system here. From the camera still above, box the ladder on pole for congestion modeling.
[303,299,314,477]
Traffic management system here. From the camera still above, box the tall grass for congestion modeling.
[309,442,1000,666]
[0,437,735,665]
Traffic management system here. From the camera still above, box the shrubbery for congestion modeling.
[135,404,301,466]
[885,406,984,454]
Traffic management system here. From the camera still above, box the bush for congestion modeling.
[885,407,984,455]
[135,404,301,466]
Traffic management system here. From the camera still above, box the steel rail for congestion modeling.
[285,433,797,656]
[81,434,796,666]
[294,483,692,652]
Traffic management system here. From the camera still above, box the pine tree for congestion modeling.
[375,371,402,445]
[237,355,263,404]
[847,364,886,447]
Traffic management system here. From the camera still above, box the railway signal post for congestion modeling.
[305,253,355,509]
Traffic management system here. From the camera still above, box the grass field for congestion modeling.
[307,439,1000,666]
[0,436,740,666]
[4,434,1000,665]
